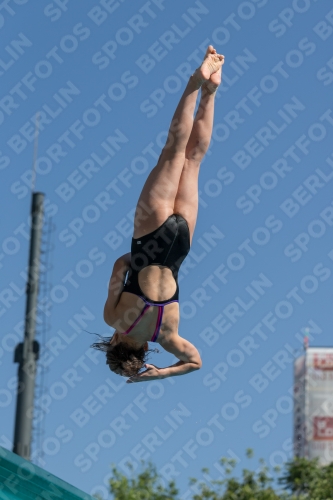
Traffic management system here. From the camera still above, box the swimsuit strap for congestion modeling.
[122,296,178,341]
[140,296,178,342]
[140,296,179,306]
[150,305,164,342]
[122,303,150,335]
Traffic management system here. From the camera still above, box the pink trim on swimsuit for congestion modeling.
[122,295,178,342]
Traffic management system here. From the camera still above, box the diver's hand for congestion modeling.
[126,364,163,383]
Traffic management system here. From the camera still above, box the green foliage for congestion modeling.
[106,463,178,500]
[190,454,287,500]
[102,453,333,500]
[280,457,333,499]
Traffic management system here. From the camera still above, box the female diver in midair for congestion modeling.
[93,46,224,382]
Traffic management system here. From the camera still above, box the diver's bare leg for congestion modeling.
[174,50,224,243]
[132,50,224,238]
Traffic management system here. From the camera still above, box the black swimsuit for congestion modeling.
[122,214,190,340]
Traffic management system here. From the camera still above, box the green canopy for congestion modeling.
[0,446,94,500]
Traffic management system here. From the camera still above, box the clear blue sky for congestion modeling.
[1,0,333,497]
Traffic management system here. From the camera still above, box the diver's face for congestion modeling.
[109,332,121,346]
[109,333,148,351]
[109,332,133,346]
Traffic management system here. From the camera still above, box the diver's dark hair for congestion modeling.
[91,336,152,377]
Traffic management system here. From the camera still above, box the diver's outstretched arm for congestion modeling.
[127,337,202,382]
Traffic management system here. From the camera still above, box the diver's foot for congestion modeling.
[204,53,225,94]
[193,47,224,87]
